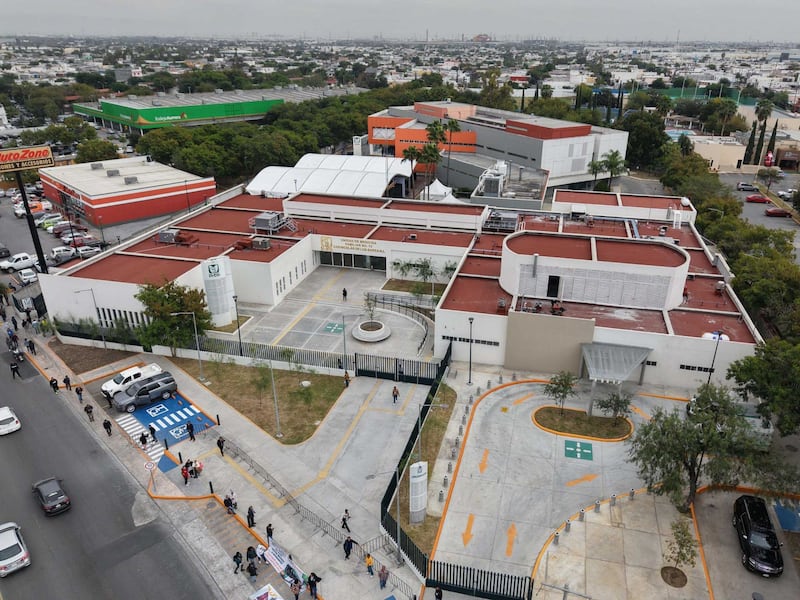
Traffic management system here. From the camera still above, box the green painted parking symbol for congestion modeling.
[323,322,344,333]
[565,440,593,461]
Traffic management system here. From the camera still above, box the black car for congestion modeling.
[732,494,783,577]
[0,243,9,259]
[32,478,71,516]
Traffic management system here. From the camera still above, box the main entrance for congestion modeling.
[317,251,386,271]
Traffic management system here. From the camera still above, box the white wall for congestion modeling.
[231,237,315,306]
[434,308,507,365]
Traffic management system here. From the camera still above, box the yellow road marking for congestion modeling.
[565,473,599,487]
[270,269,346,345]
[513,393,534,406]
[630,405,651,420]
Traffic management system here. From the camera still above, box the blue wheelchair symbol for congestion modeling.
[146,404,169,417]
[171,424,188,438]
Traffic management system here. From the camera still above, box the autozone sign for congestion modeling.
[0,145,55,173]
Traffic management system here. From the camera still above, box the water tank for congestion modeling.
[202,256,236,327]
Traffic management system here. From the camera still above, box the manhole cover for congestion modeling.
[207,501,217,508]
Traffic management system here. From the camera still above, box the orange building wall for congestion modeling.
[395,129,476,157]
[368,115,414,144]
[505,119,591,140]
[414,102,476,120]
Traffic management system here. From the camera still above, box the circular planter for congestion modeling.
[352,320,391,343]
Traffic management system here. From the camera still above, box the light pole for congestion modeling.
[232,295,243,356]
[366,468,402,563]
[269,360,282,438]
[98,215,106,245]
[171,311,204,381]
[341,313,347,372]
[467,316,474,386]
[74,288,106,349]
[707,330,724,385]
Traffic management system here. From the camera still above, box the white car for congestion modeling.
[18,268,38,285]
[76,246,101,259]
[45,220,70,234]
[60,232,92,245]
[0,407,21,435]
[0,253,36,272]
[0,522,30,577]
[4,188,18,197]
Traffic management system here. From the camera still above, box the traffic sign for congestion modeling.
[564,440,593,461]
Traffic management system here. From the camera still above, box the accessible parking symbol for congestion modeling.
[565,440,593,461]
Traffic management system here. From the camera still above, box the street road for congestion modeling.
[0,351,220,599]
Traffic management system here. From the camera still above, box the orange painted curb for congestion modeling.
[532,405,633,442]
[639,392,690,402]
[690,502,715,600]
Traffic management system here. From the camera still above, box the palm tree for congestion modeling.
[716,98,737,136]
[420,143,442,200]
[588,159,605,186]
[755,99,774,125]
[600,149,626,188]
[401,145,421,198]
[443,119,461,187]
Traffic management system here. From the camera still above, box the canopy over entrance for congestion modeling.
[580,342,652,385]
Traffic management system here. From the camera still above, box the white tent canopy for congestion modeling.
[246,153,412,198]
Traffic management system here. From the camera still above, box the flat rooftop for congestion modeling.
[554,190,693,211]
[70,254,196,285]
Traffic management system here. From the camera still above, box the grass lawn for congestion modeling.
[382,278,446,296]
[47,338,136,374]
[534,406,632,439]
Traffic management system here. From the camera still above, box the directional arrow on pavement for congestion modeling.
[505,523,517,557]
[512,393,534,406]
[566,473,599,487]
[479,449,489,473]
[462,514,475,546]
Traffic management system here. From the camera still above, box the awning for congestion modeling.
[580,342,653,384]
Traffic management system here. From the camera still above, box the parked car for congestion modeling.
[50,246,76,261]
[60,231,93,245]
[737,182,758,191]
[0,243,9,259]
[76,245,102,259]
[51,222,88,236]
[45,220,70,234]
[0,252,36,272]
[745,194,770,203]
[732,495,783,577]
[776,191,793,200]
[31,478,71,516]
[4,187,18,197]
[34,213,60,227]
[0,522,31,577]
[765,207,792,217]
[17,268,38,285]
[101,363,163,398]
[38,216,64,230]
[0,406,21,435]
[111,371,177,413]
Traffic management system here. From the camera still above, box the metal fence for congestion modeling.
[427,562,533,600]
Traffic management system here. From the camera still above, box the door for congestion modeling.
[546,275,560,298]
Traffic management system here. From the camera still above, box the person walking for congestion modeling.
[224,495,235,514]
[246,506,256,527]
[139,431,148,448]
[246,560,258,583]
[434,586,443,600]
[216,436,225,456]
[49,377,59,393]
[75,386,83,404]
[307,572,321,599]
[266,523,274,545]
[365,553,374,577]
[255,543,267,563]
[341,509,351,532]
[290,578,301,600]
[187,421,195,441]
[229,490,238,510]
[343,536,354,560]
[62,375,72,391]
[378,565,389,589]
[148,424,157,443]
[10,361,20,379]
[181,464,190,486]
[246,545,257,568]
[10,316,17,331]
[102,419,112,436]
[84,404,94,422]
[343,371,350,388]
[232,551,243,574]
[342,287,347,301]
[105,392,113,409]
[392,386,399,404]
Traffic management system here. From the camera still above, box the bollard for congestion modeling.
[454,437,460,448]
[451,447,457,459]
[163,437,169,451]
[553,531,559,545]
[512,372,517,381]
[578,508,585,521]
[629,488,635,501]
[564,519,571,532]
[477,387,482,395]
[464,405,470,415]
[438,490,444,502]
[216,414,221,426]
[499,374,503,384]
[459,425,464,436]
[469,394,474,405]
[594,500,601,513]
[447,462,453,474]
[486,380,491,389]
[462,415,467,425]
[209,481,214,494]
[178,452,183,464]
[443,475,449,487]
[610,494,616,506]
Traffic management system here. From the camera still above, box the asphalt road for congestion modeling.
[0,352,220,599]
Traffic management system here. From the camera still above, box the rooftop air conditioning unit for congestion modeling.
[90,162,104,170]
[253,211,281,230]
[408,233,417,240]
[252,237,272,250]
[158,228,180,243]
[124,176,138,185]
[106,169,120,177]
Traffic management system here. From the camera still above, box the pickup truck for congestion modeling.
[101,363,163,398]
[0,252,36,273]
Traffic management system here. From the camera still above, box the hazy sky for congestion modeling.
[3,1,800,43]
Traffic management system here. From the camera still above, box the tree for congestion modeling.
[727,339,800,435]
[757,167,780,191]
[677,134,694,157]
[443,118,461,187]
[755,98,774,125]
[135,281,213,356]
[596,390,632,424]
[401,145,421,194]
[75,139,119,163]
[765,120,778,157]
[753,120,767,166]
[743,120,757,164]
[618,111,668,170]
[543,371,578,415]
[600,149,626,188]
[588,158,604,186]
[663,518,698,569]
[419,143,442,200]
[628,383,768,512]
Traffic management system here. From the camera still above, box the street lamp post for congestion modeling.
[269,360,282,438]
[341,313,347,372]
[98,215,106,245]
[171,311,204,381]
[74,288,106,349]
[467,317,474,386]
[707,330,724,385]
[232,295,244,356]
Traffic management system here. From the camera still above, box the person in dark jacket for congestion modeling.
[343,536,354,559]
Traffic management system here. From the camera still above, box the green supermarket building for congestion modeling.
[73,87,362,136]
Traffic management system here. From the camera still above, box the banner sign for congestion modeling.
[265,541,307,589]
[0,145,55,174]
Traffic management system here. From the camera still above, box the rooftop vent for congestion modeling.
[90,162,104,170]
[158,228,180,244]
[106,169,120,177]
[408,233,417,240]
[124,176,138,185]
[252,237,272,250]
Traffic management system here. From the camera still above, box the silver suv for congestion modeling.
[112,372,177,413]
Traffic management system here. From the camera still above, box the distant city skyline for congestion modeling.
[3,1,800,44]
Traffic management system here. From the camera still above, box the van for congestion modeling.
[101,363,163,398]
[112,372,177,413]
[50,246,76,261]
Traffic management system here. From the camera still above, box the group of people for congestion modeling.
[180,459,203,485]
[223,490,238,514]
